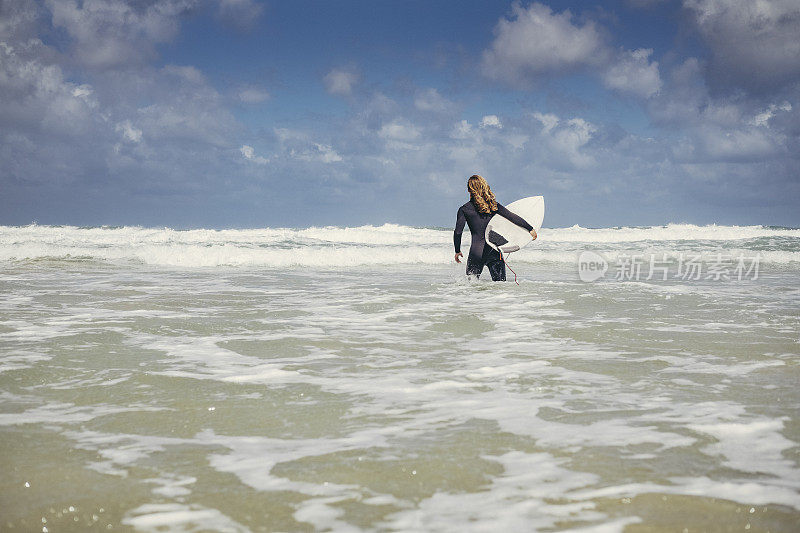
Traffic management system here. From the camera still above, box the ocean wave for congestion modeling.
[543,223,800,243]
[1,223,797,267]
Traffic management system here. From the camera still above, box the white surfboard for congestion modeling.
[485,196,545,254]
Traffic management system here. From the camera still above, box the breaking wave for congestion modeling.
[1,223,798,267]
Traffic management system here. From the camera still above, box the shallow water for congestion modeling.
[1,225,799,531]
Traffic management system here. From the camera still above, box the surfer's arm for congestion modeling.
[496,203,533,232]
[453,207,466,254]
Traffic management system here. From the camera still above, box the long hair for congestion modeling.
[467,174,497,214]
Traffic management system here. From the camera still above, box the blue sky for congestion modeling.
[1,0,798,228]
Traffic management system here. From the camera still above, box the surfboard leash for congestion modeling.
[499,250,519,285]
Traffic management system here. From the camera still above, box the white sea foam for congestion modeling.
[62,430,197,479]
[147,476,197,498]
[0,349,53,374]
[573,477,800,511]
[686,418,797,479]
[0,402,164,427]
[380,451,610,531]
[0,223,797,267]
[122,503,248,532]
[2,249,798,530]
[543,223,800,242]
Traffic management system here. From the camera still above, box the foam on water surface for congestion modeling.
[0,227,798,531]
[122,503,249,532]
[1,223,799,267]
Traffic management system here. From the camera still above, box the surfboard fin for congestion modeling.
[487,229,509,247]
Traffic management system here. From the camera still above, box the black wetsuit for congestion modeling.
[454,200,533,281]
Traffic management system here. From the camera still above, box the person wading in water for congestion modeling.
[453,174,537,281]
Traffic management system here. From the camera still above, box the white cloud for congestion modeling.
[240,144,268,164]
[348,91,398,133]
[43,0,265,70]
[3,0,798,226]
[646,58,707,126]
[0,24,243,195]
[323,68,359,96]
[237,87,270,104]
[481,2,606,85]
[684,0,800,93]
[481,3,661,101]
[648,57,793,133]
[450,120,474,139]
[482,3,661,98]
[553,118,596,165]
[602,48,662,98]
[121,66,238,149]
[414,88,454,113]
[0,0,42,43]
[0,41,99,136]
[116,120,142,143]
[273,129,342,163]
[504,133,529,149]
[673,125,781,163]
[533,113,597,169]
[480,115,502,129]
[532,112,559,133]
[136,102,233,147]
[379,120,421,141]
[646,56,795,165]
[312,143,342,163]
[71,84,93,100]
[751,103,792,127]
[45,0,193,70]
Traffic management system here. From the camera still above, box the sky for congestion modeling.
[1,0,798,228]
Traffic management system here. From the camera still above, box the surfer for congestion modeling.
[454,175,537,281]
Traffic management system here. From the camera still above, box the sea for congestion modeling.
[1,223,798,532]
